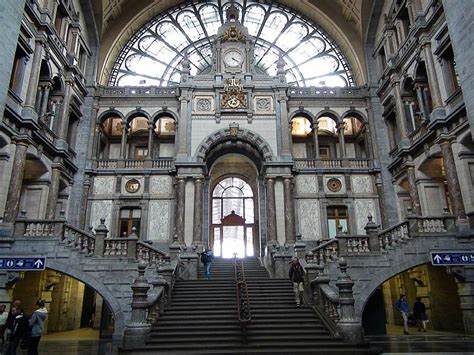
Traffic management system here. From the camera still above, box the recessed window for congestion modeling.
[327,206,348,238]
[119,208,141,237]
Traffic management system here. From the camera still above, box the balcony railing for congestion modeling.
[96,158,174,170]
[294,158,373,170]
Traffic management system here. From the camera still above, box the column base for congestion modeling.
[122,324,151,348]
[429,107,447,122]
[21,107,39,123]
[337,321,366,344]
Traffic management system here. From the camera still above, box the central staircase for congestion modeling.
[124,257,375,354]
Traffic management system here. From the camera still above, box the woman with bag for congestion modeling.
[28,300,48,355]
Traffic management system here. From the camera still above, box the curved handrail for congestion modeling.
[309,238,339,254]
[234,259,252,328]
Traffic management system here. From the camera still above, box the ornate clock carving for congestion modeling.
[223,25,244,41]
[125,179,141,193]
[222,78,246,110]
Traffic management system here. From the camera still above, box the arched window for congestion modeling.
[211,177,254,258]
[109,0,354,87]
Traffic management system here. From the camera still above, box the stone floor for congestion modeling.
[2,328,474,354]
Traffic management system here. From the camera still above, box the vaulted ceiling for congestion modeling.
[93,0,375,86]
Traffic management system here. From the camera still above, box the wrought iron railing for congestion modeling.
[234,258,251,342]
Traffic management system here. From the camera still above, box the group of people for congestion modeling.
[0,299,48,355]
[395,294,429,334]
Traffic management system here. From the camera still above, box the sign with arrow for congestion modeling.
[431,252,474,266]
[0,258,46,271]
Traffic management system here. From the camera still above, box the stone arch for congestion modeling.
[195,128,274,166]
[151,109,178,124]
[341,109,367,123]
[125,109,151,124]
[97,109,125,124]
[315,110,341,123]
[356,252,432,317]
[42,259,126,341]
[288,110,316,124]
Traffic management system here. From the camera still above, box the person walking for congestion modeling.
[28,300,48,355]
[0,304,8,345]
[395,294,411,335]
[4,300,21,353]
[200,248,214,280]
[4,308,29,355]
[289,257,305,307]
[413,297,428,332]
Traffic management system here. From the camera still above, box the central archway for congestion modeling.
[211,176,255,258]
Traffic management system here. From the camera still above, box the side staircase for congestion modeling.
[124,257,374,354]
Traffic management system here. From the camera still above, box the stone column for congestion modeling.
[442,0,474,137]
[265,177,277,244]
[421,38,443,112]
[45,164,61,219]
[23,39,44,112]
[120,121,128,159]
[79,178,91,229]
[391,77,409,141]
[3,140,28,223]
[176,95,189,159]
[192,178,203,245]
[415,83,428,119]
[283,177,296,244]
[312,122,319,158]
[407,165,422,215]
[147,121,154,158]
[175,177,186,244]
[337,122,346,158]
[375,174,388,228]
[278,93,291,156]
[406,0,416,25]
[456,266,474,335]
[440,139,466,219]
[57,79,73,141]
[39,83,51,117]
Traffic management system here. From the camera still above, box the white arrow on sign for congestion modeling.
[433,254,442,263]
[34,259,44,268]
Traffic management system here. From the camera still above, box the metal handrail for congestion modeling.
[234,258,251,337]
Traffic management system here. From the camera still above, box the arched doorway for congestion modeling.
[210,176,255,258]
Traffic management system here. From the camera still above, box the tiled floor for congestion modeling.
[3,328,474,354]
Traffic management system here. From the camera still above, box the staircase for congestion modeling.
[124,257,374,354]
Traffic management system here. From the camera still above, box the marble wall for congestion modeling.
[351,175,373,193]
[297,199,321,240]
[94,176,116,195]
[90,200,113,231]
[354,199,377,234]
[148,200,171,242]
[296,175,318,194]
[150,176,172,196]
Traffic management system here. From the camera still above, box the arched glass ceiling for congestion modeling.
[109,0,355,87]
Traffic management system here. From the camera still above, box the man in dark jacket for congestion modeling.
[289,257,305,306]
[5,308,29,355]
[200,249,214,280]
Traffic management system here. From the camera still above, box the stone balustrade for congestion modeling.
[294,158,373,170]
[13,218,169,263]
[96,158,174,170]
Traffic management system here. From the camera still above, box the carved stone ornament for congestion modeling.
[125,178,141,193]
[196,98,212,112]
[327,178,342,192]
[256,98,271,112]
[223,25,244,41]
[222,78,246,109]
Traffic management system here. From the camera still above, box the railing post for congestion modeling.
[336,258,365,344]
[123,260,151,348]
[406,207,418,235]
[180,246,199,280]
[336,226,348,255]
[13,211,27,237]
[169,233,184,261]
[158,260,175,305]
[305,252,322,305]
[93,218,108,257]
[294,234,306,259]
[273,245,292,278]
[127,227,139,259]
[364,214,380,253]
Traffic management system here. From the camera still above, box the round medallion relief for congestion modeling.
[125,179,141,193]
[327,178,342,192]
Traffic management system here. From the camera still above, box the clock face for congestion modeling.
[224,50,243,67]
[125,179,140,193]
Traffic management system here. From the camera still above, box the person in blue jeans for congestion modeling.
[201,249,213,279]
[395,294,411,335]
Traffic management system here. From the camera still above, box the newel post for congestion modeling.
[123,260,151,348]
[336,258,365,344]
[364,214,380,253]
[127,227,139,259]
[93,218,108,257]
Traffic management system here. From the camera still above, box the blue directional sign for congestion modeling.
[0,258,46,271]
[431,252,474,266]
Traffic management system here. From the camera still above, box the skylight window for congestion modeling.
[109,0,354,87]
